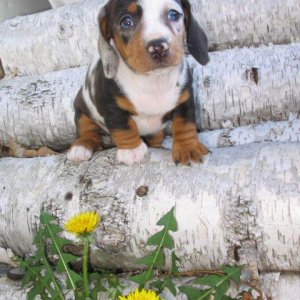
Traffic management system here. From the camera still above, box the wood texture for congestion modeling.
[0,44,299,150]
[0,0,299,76]
[0,143,299,273]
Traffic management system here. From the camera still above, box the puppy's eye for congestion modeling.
[120,15,134,29]
[167,9,182,22]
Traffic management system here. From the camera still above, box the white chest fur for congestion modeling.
[116,59,188,135]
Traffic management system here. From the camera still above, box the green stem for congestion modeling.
[83,237,89,298]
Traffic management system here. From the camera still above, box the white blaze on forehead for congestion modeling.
[139,0,184,42]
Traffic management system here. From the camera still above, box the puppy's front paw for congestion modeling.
[67,145,93,162]
[117,142,148,165]
[172,141,208,165]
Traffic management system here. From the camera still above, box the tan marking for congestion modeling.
[72,114,102,151]
[144,130,164,148]
[113,25,184,73]
[99,14,109,40]
[172,117,208,165]
[127,2,138,14]
[111,118,141,149]
[116,95,137,115]
[176,89,190,106]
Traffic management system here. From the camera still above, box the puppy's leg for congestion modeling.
[67,114,102,162]
[172,91,208,165]
[143,130,164,148]
[111,118,148,165]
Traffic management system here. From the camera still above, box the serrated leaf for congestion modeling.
[157,207,177,232]
[32,228,43,245]
[43,223,64,239]
[171,251,180,274]
[40,211,56,224]
[179,286,211,300]
[215,277,229,300]
[64,269,82,290]
[164,278,177,296]
[151,277,177,296]
[41,214,79,291]
[130,270,153,286]
[194,275,222,287]
[150,279,164,290]
[147,230,174,249]
[222,266,242,284]
[90,274,107,299]
[136,249,164,268]
[27,285,50,300]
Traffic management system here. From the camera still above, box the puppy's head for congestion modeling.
[98,0,209,77]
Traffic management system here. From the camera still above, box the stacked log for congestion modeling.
[0,0,299,299]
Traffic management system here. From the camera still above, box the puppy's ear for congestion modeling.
[181,0,209,65]
[98,5,119,78]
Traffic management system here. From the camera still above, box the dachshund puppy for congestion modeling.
[67,0,209,165]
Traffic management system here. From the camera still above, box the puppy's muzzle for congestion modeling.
[146,38,170,61]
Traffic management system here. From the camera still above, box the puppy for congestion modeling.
[67,0,209,165]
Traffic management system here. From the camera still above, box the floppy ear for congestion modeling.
[98,6,119,78]
[181,0,209,65]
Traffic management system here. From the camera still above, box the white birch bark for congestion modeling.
[0,0,299,76]
[0,272,299,300]
[194,43,300,130]
[48,0,82,8]
[162,116,300,150]
[1,44,299,149]
[0,143,299,273]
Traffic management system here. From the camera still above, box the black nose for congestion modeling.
[147,39,169,60]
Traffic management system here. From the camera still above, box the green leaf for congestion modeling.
[157,207,178,232]
[27,285,50,300]
[194,275,222,287]
[40,211,56,224]
[90,274,107,299]
[130,270,153,286]
[170,251,180,274]
[136,249,164,268]
[41,251,64,300]
[40,212,80,291]
[151,278,177,296]
[179,286,211,300]
[222,266,242,284]
[150,279,164,291]
[215,277,229,300]
[147,230,174,249]
[164,278,177,296]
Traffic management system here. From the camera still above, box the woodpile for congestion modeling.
[0,1,299,299]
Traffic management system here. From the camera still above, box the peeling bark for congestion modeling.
[0,44,299,150]
[0,0,299,76]
[0,143,299,273]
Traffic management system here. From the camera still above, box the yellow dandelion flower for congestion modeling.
[64,211,100,237]
[119,288,160,300]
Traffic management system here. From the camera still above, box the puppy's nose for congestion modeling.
[147,39,169,59]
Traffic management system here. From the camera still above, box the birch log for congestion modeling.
[0,143,299,273]
[1,44,299,149]
[162,117,300,150]
[0,0,300,76]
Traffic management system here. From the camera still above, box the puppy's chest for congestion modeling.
[125,81,181,135]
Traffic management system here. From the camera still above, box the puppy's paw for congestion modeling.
[172,141,209,165]
[67,145,93,162]
[117,142,148,165]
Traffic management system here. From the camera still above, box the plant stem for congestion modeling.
[83,237,89,298]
